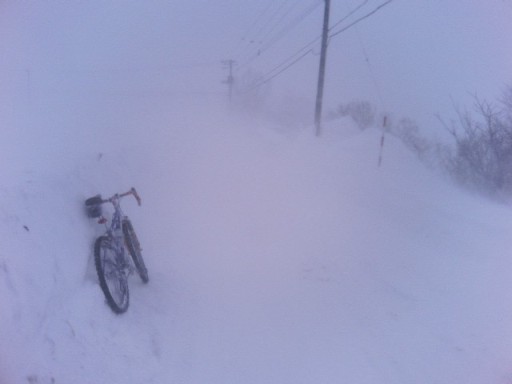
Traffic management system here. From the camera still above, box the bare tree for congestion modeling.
[442,89,512,195]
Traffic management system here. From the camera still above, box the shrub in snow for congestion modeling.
[336,100,376,130]
[442,89,512,197]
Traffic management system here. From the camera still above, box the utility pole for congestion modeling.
[222,59,236,103]
[314,0,330,136]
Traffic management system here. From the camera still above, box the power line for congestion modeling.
[236,0,378,80]
[236,0,394,95]
[258,0,322,56]
[329,0,369,32]
[235,0,321,72]
[242,49,313,92]
[258,0,297,45]
[250,0,291,47]
[239,0,275,43]
[329,0,393,40]
[354,24,385,107]
[258,0,319,50]
[230,0,276,58]
[238,32,321,91]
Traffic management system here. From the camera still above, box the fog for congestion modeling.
[2,2,512,383]
[2,1,511,132]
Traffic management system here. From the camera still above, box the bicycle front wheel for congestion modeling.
[122,219,149,283]
[94,236,129,314]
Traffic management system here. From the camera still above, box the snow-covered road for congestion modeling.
[2,97,512,383]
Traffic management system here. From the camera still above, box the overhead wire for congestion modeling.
[257,0,320,51]
[230,0,287,61]
[239,0,275,44]
[258,0,298,46]
[329,0,369,31]
[335,0,393,165]
[259,34,320,77]
[354,24,385,107]
[258,0,322,57]
[334,0,388,106]
[236,0,394,93]
[329,0,393,40]
[236,0,321,73]
[238,29,323,93]
[251,0,291,46]
[238,0,367,68]
[242,49,314,92]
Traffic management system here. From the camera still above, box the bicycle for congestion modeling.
[85,188,149,314]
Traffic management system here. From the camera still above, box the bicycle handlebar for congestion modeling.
[103,187,141,206]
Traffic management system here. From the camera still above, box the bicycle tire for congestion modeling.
[94,236,130,313]
[122,219,149,283]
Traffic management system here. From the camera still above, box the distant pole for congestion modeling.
[378,115,387,167]
[314,0,330,137]
[222,59,236,103]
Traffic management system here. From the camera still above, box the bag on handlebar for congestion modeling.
[85,195,103,218]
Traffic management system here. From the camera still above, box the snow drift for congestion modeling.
[2,92,512,383]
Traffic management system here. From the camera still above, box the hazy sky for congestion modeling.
[1,0,511,131]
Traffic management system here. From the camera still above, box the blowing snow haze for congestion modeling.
[2,1,512,384]
[1,1,511,130]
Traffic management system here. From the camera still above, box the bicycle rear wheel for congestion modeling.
[94,236,129,313]
[122,219,149,283]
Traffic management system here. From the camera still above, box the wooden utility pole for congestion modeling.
[222,59,236,102]
[314,0,330,136]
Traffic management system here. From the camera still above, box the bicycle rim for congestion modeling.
[95,236,129,313]
[122,219,149,283]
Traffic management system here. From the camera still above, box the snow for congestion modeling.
[2,1,512,380]
[2,91,512,383]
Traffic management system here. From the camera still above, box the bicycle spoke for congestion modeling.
[94,236,129,313]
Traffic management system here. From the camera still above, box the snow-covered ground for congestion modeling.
[1,91,512,383]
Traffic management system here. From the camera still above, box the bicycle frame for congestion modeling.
[104,196,129,273]
[97,189,141,275]
[102,195,124,236]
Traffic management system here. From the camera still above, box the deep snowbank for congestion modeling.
[1,97,512,383]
